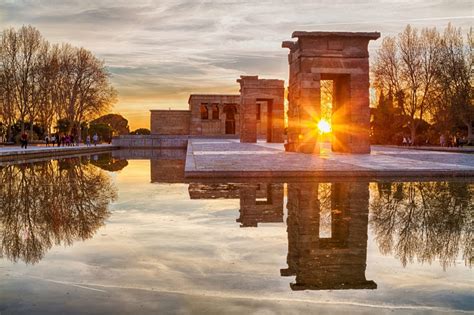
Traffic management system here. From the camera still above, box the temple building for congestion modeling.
[150,76,285,142]
[145,31,381,153]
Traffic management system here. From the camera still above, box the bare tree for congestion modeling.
[2,26,43,133]
[0,28,21,139]
[0,25,117,142]
[36,43,59,136]
[56,45,116,141]
[434,24,473,141]
[373,25,440,143]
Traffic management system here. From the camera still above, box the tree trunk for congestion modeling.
[410,127,416,146]
[77,122,82,144]
[7,125,12,142]
[467,121,473,144]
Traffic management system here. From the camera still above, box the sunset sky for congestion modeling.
[1,0,472,130]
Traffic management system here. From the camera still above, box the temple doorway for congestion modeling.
[224,105,237,134]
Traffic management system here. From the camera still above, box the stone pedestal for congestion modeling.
[283,31,380,154]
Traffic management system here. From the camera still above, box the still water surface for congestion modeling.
[0,151,472,314]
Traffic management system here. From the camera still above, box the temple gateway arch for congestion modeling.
[283,31,380,154]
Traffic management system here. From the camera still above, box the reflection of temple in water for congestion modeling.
[188,183,284,227]
[281,182,376,290]
[113,149,187,183]
[188,180,376,290]
[237,183,284,227]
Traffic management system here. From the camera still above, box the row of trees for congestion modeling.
[0,25,117,142]
[372,24,473,145]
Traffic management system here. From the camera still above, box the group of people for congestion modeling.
[45,134,76,147]
[439,134,466,148]
[402,136,413,146]
[17,133,101,149]
[44,133,100,147]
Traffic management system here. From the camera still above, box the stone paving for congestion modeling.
[185,138,474,178]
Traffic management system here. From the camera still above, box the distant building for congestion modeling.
[150,92,281,139]
[150,75,285,144]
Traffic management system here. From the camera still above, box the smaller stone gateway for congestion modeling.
[237,76,285,143]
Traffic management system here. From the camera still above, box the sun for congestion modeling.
[317,119,331,134]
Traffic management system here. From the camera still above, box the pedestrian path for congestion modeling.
[0,144,118,161]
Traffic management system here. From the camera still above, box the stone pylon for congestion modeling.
[283,31,380,154]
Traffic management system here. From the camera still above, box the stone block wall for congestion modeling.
[111,135,188,148]
[150,110,191,135]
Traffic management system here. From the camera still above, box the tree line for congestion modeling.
[372,23,473,145]
[0,25,117,143]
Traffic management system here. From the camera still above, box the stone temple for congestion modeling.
[148,31,380,154]
[150,76,284,143]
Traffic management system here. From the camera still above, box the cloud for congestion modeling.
[0,0,472,129]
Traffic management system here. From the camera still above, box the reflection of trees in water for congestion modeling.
[89,153,128,172]
[0,157,117,264]
[370,182,473,269]
[318,183,332,237]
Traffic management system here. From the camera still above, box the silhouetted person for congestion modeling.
[20,132,28,149]
[440,134,446,147]
[92,133,99,146]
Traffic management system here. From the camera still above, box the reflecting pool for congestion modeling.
[0,151,472,314]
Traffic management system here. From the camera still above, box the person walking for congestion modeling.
[45,135,50,147]
[20,132,28,149]
[86,135,91,147]
[51,135,56,147]
[92,133,99,146]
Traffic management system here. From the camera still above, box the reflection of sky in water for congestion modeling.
[0,158,473,314]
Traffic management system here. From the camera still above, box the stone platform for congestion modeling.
[185,139,474,179]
